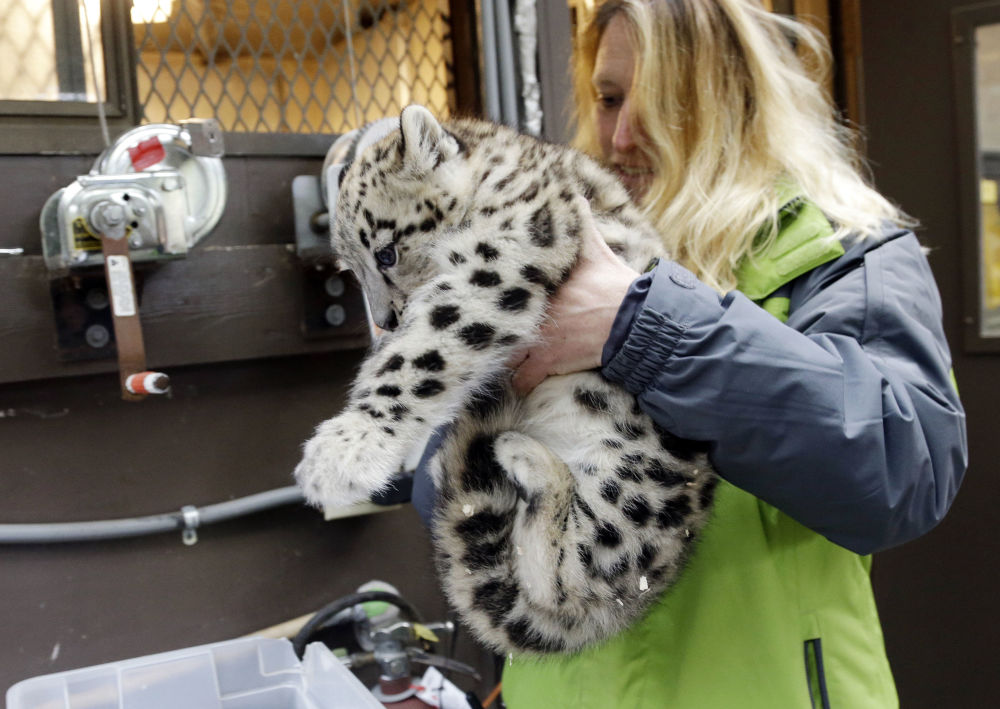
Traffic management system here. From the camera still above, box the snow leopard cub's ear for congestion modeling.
[399,104,462,176]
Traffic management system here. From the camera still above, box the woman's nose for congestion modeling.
[612,100,636,152]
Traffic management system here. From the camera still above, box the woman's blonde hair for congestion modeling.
[572,0,910,292]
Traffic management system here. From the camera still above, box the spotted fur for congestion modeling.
[295,105,718,654]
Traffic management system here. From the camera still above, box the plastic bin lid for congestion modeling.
[5,637,381,709]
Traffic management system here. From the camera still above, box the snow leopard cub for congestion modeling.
[295,105,718,654]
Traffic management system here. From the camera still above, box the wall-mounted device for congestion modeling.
[39,119,227,400]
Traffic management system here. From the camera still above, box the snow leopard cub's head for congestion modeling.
[330,105,472,331]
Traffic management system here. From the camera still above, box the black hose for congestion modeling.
[292,590,422,658]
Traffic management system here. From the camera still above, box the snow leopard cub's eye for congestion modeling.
[375,245,397,267]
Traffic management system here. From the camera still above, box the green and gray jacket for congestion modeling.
[499,203,966,708]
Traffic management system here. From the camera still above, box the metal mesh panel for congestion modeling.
[0,0,105,103]
[133,0,457,134]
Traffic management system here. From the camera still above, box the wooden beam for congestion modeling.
[0,247,369,385]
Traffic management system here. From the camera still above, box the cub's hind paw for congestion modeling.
[294,410,406,510]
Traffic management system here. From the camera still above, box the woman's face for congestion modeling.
[592,13,653,201]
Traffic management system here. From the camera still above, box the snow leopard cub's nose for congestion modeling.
[381,311,399,331]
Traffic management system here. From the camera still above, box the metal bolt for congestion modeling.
[85,289,109,310]
[85,324,110,348]
[325,304,346,327]
[129,234,143,248]
[324,275,346,298]
[100,203,125,225]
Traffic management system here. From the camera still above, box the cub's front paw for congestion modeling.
[294,410,404,510]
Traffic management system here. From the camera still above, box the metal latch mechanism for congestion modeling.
[40,119,227,400]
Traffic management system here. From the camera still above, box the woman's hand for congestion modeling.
[512,199,640,394]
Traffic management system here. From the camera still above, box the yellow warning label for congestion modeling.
[72,217,135,252]
[72,217,102,252]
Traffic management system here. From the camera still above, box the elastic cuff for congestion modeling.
[603,308,686,395]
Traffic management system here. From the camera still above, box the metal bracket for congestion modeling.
[291,175,367,340]
[180,505,200,546]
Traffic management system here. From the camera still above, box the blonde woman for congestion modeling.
[477,1,966,706]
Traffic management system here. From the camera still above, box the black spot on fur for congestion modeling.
[637,542,657,570]
[412,379,446,398]
[577,544,593,568]
[470,269,502,287]
[358,228,370,248]
[493,173,516,192]
[463,538,506,569]
[430,304,461,329]
[595,522,623,547]
[388,403,409,421]
[505,618,565,653]
[382,426,395,436]
[575,388,610,413]
[603,438,624,450]
[652,422,709,461]
[376,354,405,375]
[657,496,693,529]
[465,376,508,418]
[529,204,554,247]
[449,251,467,265]
[375,384,402,397]
[413,350,445,371]
[622,495,652,526]
[600,479,622,504]
[498,287,530,311]
[517,182,540,204]
[473,578,519,626]
[600,556,630,581]
[615,463,644,484]
[496,333,520,346]
[420,218,437,232]
[699,474,720,509]
[615,420,645,440]
[520,264,556,294]
[476,242,499,261]
[574,493,597,520]
[458,322,496,349]
[644,459,686,488]
[462,434,505,492]
[456,510,509,537]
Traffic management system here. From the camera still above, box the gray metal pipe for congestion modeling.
[0,486,305,544]
[494,0,521,128]
[480,0,502,123]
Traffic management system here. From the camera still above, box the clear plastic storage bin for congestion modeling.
[5,637,382,709]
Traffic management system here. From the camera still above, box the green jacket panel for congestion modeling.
[502,203,897,708]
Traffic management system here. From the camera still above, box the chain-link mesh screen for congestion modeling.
[0,0,105,103]
[133,0,457,134]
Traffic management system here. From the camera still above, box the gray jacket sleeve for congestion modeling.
[602,230,967,555]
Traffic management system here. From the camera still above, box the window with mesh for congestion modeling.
[0,0,106,106]
[133,0,457,134]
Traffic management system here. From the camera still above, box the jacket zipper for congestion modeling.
[804,638,831,709]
